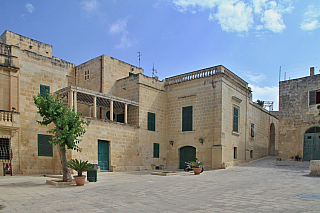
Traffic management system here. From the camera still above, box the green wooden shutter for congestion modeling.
[40,85,50,97]
[148,112,155,131]
[310,90,316,105]
[38,134,53,157]
[153,143,159,158]
[182,106,192,131]
[233,107,239,132]
[129,72,135,76]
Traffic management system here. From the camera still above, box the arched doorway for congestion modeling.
[269,123,275,155]
[303,126,320,161]
[179,146,196,169]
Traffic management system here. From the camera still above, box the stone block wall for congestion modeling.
[165,75,221,170]
[71,118,140,172]
[279,74,320,160]
[0,30,53,57]
[248,103,278,159]
[12,46,74,174]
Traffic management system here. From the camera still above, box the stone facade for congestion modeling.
[0,30,278,175]
[278,68,320,160]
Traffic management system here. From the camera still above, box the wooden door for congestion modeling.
[179,146,196,169]
[98,140,109,171]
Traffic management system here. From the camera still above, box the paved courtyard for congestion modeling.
[1,156,320,212]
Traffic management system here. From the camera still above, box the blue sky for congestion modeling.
[1,0,320,110]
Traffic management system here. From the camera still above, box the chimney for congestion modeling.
[310,67,315,76]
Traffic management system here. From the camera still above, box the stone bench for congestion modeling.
[310,160,320,176]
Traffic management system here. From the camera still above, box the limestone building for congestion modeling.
[0,30,278,175]
[279,67,320,161]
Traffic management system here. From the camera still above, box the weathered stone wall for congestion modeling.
[71,118,141,172]
[221,76,248,167]
[165,75,221,170]
[136,75,167,169]
[0,30,53,57]
[248,102,278,159]
[10,46,74,174]
[279,74,320,160]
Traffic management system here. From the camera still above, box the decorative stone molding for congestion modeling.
[232,96,242,103]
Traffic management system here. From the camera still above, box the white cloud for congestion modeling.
[261,9,285,33]
[110,18,128,34]
[301,5,320,31]
[81,0,98,13]
[213,1,253,33]
[246,73,267,83]
[171,0,293,34]
[109,17,136,49]
[249,84,279,110]
[25,3,35,13]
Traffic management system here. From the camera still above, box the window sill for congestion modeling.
[179,130,195,133]
[232,131,240,136]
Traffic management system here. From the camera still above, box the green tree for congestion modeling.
[33,92,88,182]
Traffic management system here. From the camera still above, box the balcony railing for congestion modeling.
[0,110,20,130]
[165,66,222,86]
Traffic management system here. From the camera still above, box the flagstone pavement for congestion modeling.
[1,156,320,213]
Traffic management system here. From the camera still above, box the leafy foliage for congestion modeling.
[189,161,204,168]
[256,99,264,107]
[67,159,93,176]
[33,92,88,152]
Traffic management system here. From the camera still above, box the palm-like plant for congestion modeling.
[189,161,204,168]
[67,159,93,176]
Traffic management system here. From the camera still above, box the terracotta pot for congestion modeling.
[74,175,86,186]
[192,167,202,175]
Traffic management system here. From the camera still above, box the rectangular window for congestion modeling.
[233,107,239,133]
[0,138,10,160]
[182,106,193,131]
[40,85,50,97]
[85,70,90,80]
[129,72,135,76]
[117,113,124,123]
[38,134,53,157]
[148,112,155,131]
[234,147,237,159]
[309,90,320,105]
[251,123,255,138]
[250,150,253,158]
[153,143,159,158]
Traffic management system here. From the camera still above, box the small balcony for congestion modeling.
[0,110,20,132]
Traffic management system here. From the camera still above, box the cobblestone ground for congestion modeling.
[1,157,320,213]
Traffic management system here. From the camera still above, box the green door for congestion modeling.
[98,140,109,171]
[179,146,196,169]
[303,134,320,161]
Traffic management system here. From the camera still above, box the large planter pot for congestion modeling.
[192,167,202,175]
[74,175,86,186]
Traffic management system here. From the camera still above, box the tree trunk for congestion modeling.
[58,146,72,182]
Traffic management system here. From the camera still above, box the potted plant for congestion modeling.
[189,161,204,175]
[67,159,93,186]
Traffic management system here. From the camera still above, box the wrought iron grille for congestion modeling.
[0,138,12,161]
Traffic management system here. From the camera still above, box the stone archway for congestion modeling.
[303,126,320,161]
[269,123,276,156]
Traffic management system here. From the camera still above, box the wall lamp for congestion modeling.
[169,140,174,146]
[199,138,204,145]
